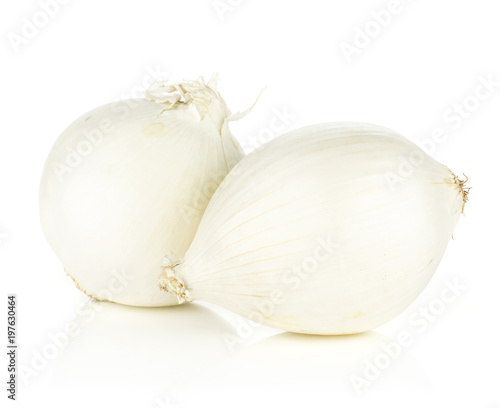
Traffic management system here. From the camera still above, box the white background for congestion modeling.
[1,0,499,407]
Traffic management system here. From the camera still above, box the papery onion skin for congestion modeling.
[40,78,244,306]
[160,122,467,334]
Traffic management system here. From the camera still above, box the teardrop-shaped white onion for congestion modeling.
[40,77,244,306]
[159,122,467,334]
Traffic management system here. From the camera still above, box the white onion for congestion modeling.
[159,122,468,334]
[40,77,245,306]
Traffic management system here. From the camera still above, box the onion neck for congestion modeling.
[144,76,231,134]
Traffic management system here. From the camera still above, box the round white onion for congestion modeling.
[40,77,245,306]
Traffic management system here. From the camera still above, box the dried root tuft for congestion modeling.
[66,269,108,302]
[454,173,470,213]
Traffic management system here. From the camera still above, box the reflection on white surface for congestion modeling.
[47,300,431,404]
[191,331,431,397]
[49,301,237,392]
